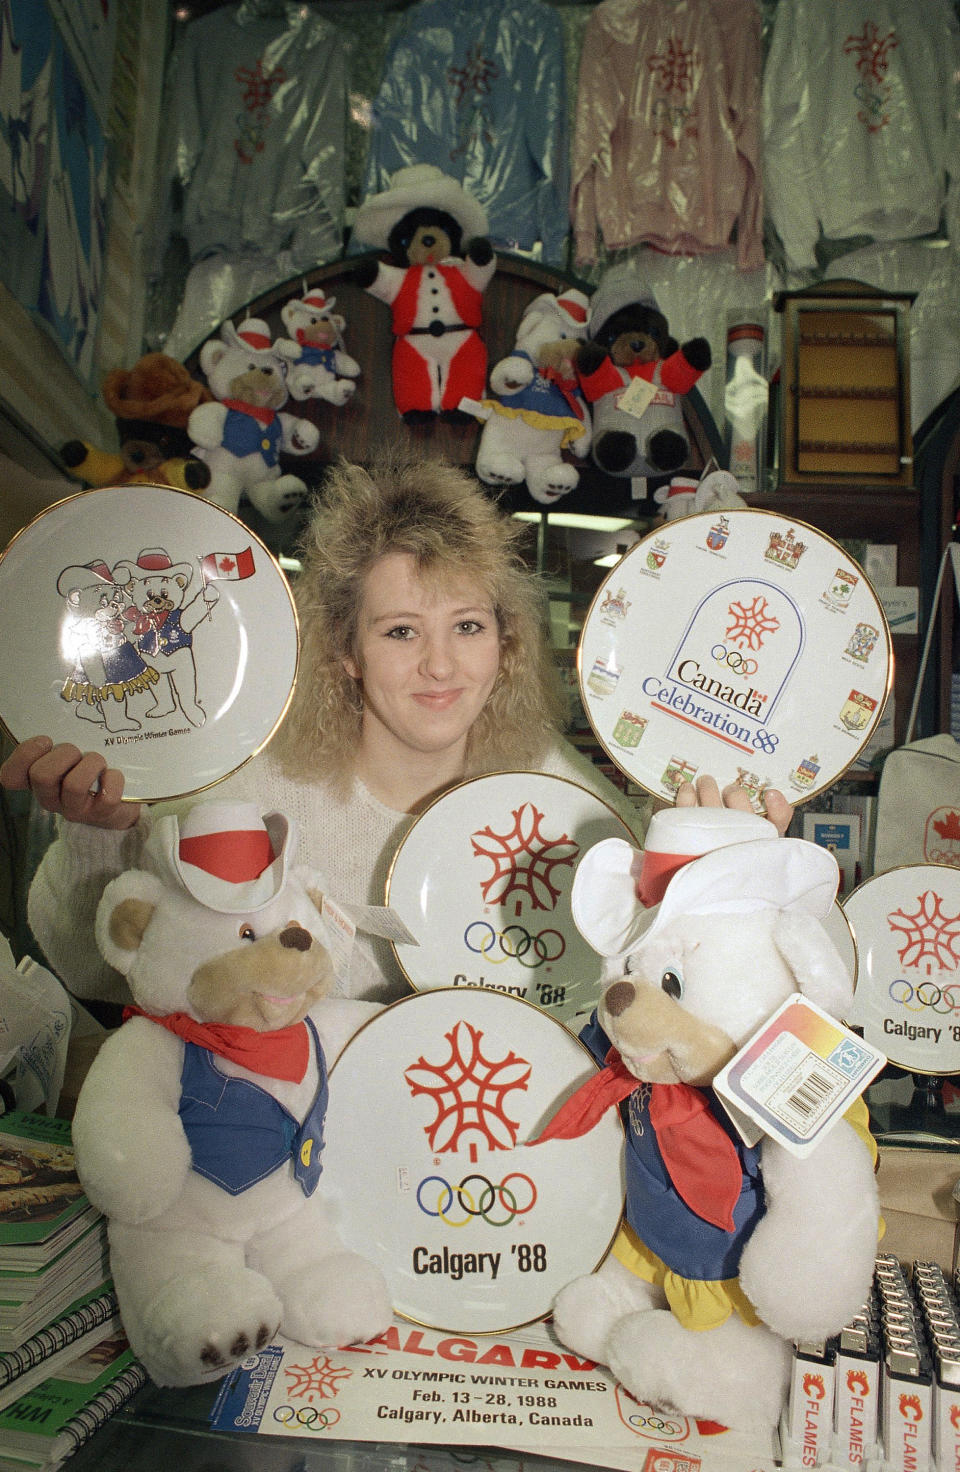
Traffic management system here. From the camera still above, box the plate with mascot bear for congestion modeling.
[0,485,298,801]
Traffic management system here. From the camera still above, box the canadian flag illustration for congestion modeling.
[200,548,255,584]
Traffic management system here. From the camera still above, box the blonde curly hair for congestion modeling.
[272,455,569,787]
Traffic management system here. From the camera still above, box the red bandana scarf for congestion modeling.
[529,1047,743,1232]
[123,1007,310,1083]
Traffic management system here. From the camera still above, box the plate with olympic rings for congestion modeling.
[385,770,639,1026]
[842,865,960,1074]
[320,987,625,1333]
[0,485,298,801]
[578,508,892,812]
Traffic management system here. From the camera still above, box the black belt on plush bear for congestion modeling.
[406,321,470,336]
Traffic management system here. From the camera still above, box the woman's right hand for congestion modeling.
[0,735,140,830]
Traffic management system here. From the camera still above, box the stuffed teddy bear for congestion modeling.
[189,318,320,522]
[463,288,592,505]
[71,801,392,1388]
[533,807,879,1432]
[277,289,361,406]
[653,466,748,522]
[574,261,711,480]
[351,164,496,423]
[61,353,213,494]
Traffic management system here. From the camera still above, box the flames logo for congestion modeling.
[802,1373,826,1400]
[846,1369,871,1397]
[898,1393,923,1423]
[950,1403,960,1430]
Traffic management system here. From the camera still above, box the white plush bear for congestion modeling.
[536,807,879,1432]
[277,290,361,406]
[466,289,592,505]
[189,318,320,522]
[71,801,392,1388]
[653,466,748,522]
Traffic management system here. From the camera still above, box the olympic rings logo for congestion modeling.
[273,1405,341,1431]
[416,1172,538,1226]
[625,1411,686,1437]
[711,643,758,677]
[464,922,565,968]
[888,979,960,1016]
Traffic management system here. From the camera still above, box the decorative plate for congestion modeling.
[578,508,892,810]
[843,865,960,1075]
[320,988,625,1334]
[385,771,638,1025]
[0,485,298,802]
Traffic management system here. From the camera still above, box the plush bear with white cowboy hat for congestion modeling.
[351,164,496,423]
[532,806,879,1432]
[653,466,748,523]
[71,801,391,1388]
[189,318,320,521]
[464,288,593,505]
[277,289,361,406]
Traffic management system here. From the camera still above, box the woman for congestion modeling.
[1,454,792,1004]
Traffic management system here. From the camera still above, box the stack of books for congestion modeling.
[0,1112,145,1467]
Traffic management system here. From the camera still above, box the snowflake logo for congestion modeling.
[725,596,780,652]
[447,43,499,106]
[284,1353,352,1401]
[404,1021,531,1155]
[235,59,285,112]
[471,803,580,916]
[647,36,699,94]
[887,892,960,973]
[843,22,899,84]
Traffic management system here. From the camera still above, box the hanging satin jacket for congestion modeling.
[359,0,570,264]
[154,1,351,272]
[763,0,960,270]
[570,0,764,270]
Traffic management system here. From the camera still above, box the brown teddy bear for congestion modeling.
[61,354,213,493]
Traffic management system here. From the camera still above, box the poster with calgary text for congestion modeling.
[578,509,891,811]
[210,1318,778,1471]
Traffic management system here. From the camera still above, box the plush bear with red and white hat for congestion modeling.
[351,164,496,422]
[71,800,392,1388]
[532,806,880,1433]
[277,290,361,406]
[464,288,593,506]
[189,318,320,522]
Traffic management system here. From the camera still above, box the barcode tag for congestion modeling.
[713,995,887,1157]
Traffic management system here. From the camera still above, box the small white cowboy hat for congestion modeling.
[572,806,839,958]
[298,289,337,316]
[353,164,488,250]
[221,317,276,357]
[148,801,295,914]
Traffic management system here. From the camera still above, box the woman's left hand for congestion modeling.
[675,774,794,838]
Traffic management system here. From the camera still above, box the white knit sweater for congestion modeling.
[27,741,648,1006]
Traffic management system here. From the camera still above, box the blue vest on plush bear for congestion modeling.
[178,1016,328,1197]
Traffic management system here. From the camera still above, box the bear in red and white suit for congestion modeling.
[352,165,496,423]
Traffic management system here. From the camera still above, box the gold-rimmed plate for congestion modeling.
[578,508,892,809]
[385,770,638,1026]
[0,484,298,801]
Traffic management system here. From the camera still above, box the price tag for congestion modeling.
[617,376,658,419]
[713,994,886,1156]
